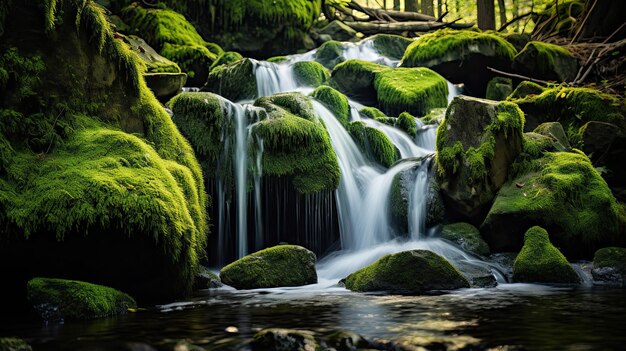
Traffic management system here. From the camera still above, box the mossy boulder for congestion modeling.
[440,223,490,256]
[481,152,626,258]
[311,85,349,126]
[0,338,31,351]
[205,58,256,102]
[194,266,223,289]
[371,34,413,59]
[348,121,400,168]
[485,77,513,101]
[209,51,243,71]
[533,122,571,151]
[401,29,517,96]
[27,277,137,322]
[251,328,318,351]
[503,33,531,52]
[374,67,448,117]
[219,245,317,289]
[318,20,357,41]
[293,61,330,88]
[397,112,418,137]
[344,250,470,293]
[315,40,345,69]
[121,3,222,86]
[512,226,580,284]
[436,96,525,219]
[143,72,186,102]
[513,41,578,83]
[360,107,387,119]
[1,0,208,305]
[123,35,181,74]
[592,247,626,286]
[508,80,545,99]
[330,59,386,105]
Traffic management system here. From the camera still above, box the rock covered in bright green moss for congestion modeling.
[27,278,137,322]
[592,247,626,286]
[293,61,330,88]
[513,41,578,82]
[251,328,318,351]
[344,250,470,293]
[331,59,386,105]
[0,338,31,351]
[397,112,418,137]
[311,85,349,126]
[370,34,413,59]
[533,122,571,151]
[205,58,256,101]
[401,29,517,96]
[513,226,580,284]
[503,33,531,52]
[486,77,513,101]
[441,223,490,256]
[360,107,387,119]
[481,152,626,258]
[209,51,243,71]
[436,96,525,219]
[220,245,317,289]
[315,40,345,69]
[374,67,448,117]
[508,80,545,99]
[348,121,400,167]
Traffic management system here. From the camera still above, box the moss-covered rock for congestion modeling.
[440,223,490,256]
[371,34,413,59]
[533,122,571,151]
[318,20,357,41]
[1,0,208,302]
[360,107,387,119]
[397,112,418,137]
[27,277,137,322]
[507,80,545,99]
[374,67,448,117]
[0,338,31,351]
[205,58,256,102]
[436,96,525,219]
[220,245,317,289]
[348,121,400,168]
[316,40,345,69]
[251,328,318,351]
[311,85,349,126]
[481,152,626,258]
[486,77,513,101]
[209,51,243,71]
[513,41,578,83]
[293,61,330,88]
[330,59,386,105]
[123,34,181,74]
[401,29,517,96]
[513,226,580,284]
[344,250,470,293]
[503,33,531,52]
[592,247,626,286]
[121,3,222,86]
[194,266,223,289]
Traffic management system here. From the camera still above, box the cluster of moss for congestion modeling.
[440,223,490,256]
[512,41,578,82]
[486,77,513,101]
[293,61,330,88]
[315,40,344,69]
[311,85,349,126]
[360,107,387,119]
[593,247,626,270]
[513,226,580,284]
[344,250,469,293]
[0,338,31,351]
[219,245,317,289]
[1,0,208,298]
[209,51,243,71]
[508,80,545,99]
[348,121,400,168]
[205,58,256,102]
[27,277,136,321]
[397,112,418,137]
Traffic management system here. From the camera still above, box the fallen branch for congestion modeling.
[498,12,537,32]
[344,19,472,34]
[486,67,551,85]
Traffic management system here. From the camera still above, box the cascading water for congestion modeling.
[253,60,298,97]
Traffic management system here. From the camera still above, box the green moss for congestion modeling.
[259,92,317,122]
[420,108,446,125]
[360,107,387,119]
[508,80,545,99]
[348,121,399,168]
[0,338,31,351]
[374,67,448,117]
[593,247,626,269]
[441,223,490,256]
[401,29,517,68]
[293,61,330,87]
[486,77,513,101]
[267,56,288,63]
[344,250,470,293]
[513,41,578,82]
[330,59,386,104]
[311,85,349,126]
[397,112,418,137]
[220,245,317,289]
[206,58,256,102]
[521,132,556,158]
[316,40,344,69]
[513,226,580,283]
[371,34,413,59]
[209,51,243,71]
[27,277,136,320]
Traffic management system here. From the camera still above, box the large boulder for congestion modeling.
[371,34,414,60]
[318,20,358,41]
[204,58,257,102]
[440,223,490,256]
[310,85,349,126]
[512,41,579,83]
[513,226,580,284]
[347,121,400,167]
[27,278,137,322]
[344,250,470,293]
[481,151,626,258]
[220,245,318,289]
[436,96,524,220]
[293,61,330,88]
[330,59,387,105]
[592,247,626,286]
[401,29,517,96]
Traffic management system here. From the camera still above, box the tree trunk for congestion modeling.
[405,0,419,12]
[422,0,435,16]
[394,0,401,10]
[477,0,495,30]
[437,0,443,18]
[512,0,519,31]
[344,20,474,34]
[497,0,507,28]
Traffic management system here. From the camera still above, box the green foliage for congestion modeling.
[27,277,136,320]
[397,112,418,137]
[508,80,545,99]
[440,223,490,256]
[219,245,317,289]
[374,67,448,117]
[533,0,584,36]
[401,29,517,68]
[513,226,580,283]
[293,61,330,87]
[344,250,469,293]
[311,85,349,126]
[593,247,626,269]
[486,77,513,101]
[348,121,399,168]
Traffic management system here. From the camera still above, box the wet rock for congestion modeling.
[344,250,470,293]
[325,330,371,351]
[425,167,446,228]
[204,58,256,102]
[455,261,498,288]
[316,40,345,69]
[194,266,223,290]
[513,226,580,284]
[318,20,358,42]
[251,328,318,351]
[489,252,518,282]
[372,333,485,351]
[144,73,187,102]
[436,96,524,220]
[486,77,513,101]
[370,34,413,60]
[440,223,490,256]
[0,338,32,351]
[220,245,318,289]
[513,41,578,83]
[592,247,626,287]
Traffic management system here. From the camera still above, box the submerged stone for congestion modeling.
[513,226,580,284]
[344,250,470,293]
[251,328,318,351]
[513,41,579,83]
[220,245,318,289]
[440,222,490,256]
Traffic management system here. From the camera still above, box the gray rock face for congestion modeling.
[533,122,572,151]
[144,73,187,102]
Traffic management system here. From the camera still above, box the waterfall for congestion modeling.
[408,160,430,240]
[253,60,298,97]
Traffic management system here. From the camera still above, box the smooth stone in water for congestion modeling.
[251,328,318,351]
